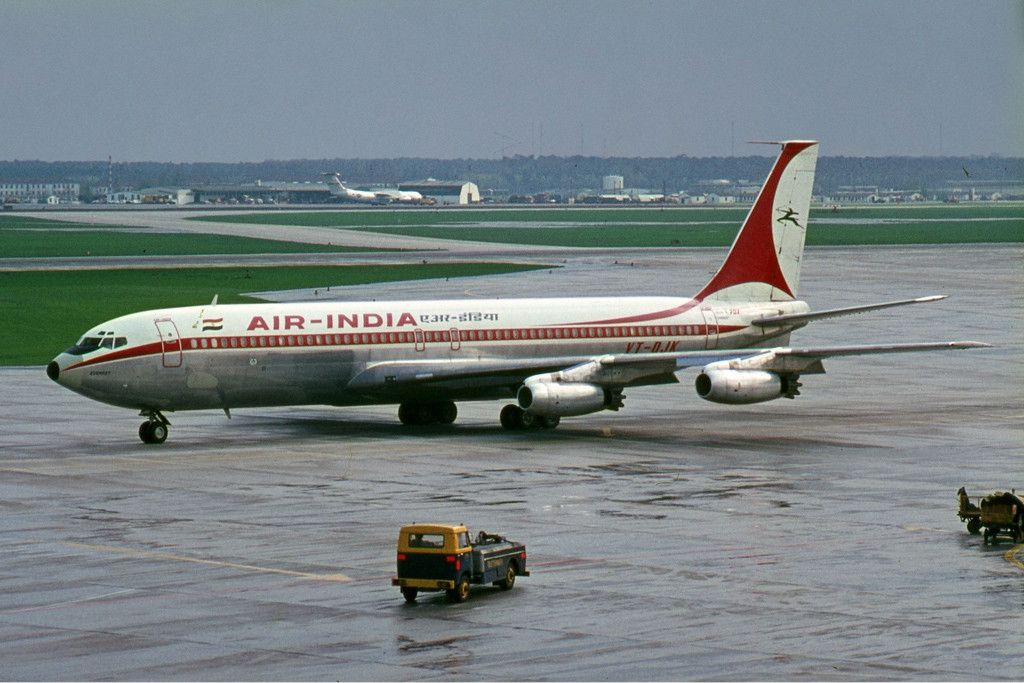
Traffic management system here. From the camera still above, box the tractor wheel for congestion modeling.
[447,577,471,602]
[499,563,516,590]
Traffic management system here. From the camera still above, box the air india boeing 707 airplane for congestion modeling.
[46,141,987,443]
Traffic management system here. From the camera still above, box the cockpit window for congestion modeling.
[65,334,128,355]
[66,337,103,355]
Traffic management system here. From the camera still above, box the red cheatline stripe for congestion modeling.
[64,323,746,371]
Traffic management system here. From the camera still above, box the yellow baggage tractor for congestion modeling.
[391,523,529,603]
[957,487,982,535]
[978,490,1024,545]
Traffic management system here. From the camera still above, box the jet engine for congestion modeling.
[517,381,614,417]
[694,369,800,405]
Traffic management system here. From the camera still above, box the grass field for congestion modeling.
[192,205,1024,247]
[1,263,547,365]
[0,215,394,257]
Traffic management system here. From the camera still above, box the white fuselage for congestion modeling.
[50,296,807,412]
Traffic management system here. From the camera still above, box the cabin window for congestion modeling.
[407,533,445,549]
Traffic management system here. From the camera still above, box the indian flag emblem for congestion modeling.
[202,317,224,331]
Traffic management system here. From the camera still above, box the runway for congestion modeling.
[1,244,1022,680]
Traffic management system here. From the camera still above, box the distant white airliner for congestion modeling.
[48,141,987,443]
[323,172,425,204]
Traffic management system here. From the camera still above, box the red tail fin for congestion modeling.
[696,141,819,303]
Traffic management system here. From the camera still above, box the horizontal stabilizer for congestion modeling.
[780,341,991,357]
[752,296,947,327]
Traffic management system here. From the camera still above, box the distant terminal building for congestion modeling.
[832,186,880,203]
[192,182,332,205]
[943,179,1024,201]
[602,175,624,192]
[399,180,480,205]
[0,182,79,204]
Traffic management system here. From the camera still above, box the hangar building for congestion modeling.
[399,180,480,205]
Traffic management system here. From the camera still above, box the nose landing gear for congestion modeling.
[138,410,170,444]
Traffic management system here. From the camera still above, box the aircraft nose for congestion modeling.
[46,355,84,392]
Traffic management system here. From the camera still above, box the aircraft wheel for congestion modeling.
[139,421,167,444]
[434,401,457,425]
[519,411,539,429]
[967,517,981,535]
[150,422,168,444]
[413,403,435,425]
[500,404,523,430]
[541,416,560,429]
[398,402,418,425]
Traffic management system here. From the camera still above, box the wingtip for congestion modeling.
[952,341,993,349]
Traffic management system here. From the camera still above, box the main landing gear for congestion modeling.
[499,404,560,430]
[398,400,458,426]
[138,410,170,444]
[396,401,561,430]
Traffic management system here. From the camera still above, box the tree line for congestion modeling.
[0,155,1019,197]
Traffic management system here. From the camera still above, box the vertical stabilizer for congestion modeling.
[696,141,819,303]
[322,172,347,195]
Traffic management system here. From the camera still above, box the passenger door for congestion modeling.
[154,319,182,367]
[701,308,719,350]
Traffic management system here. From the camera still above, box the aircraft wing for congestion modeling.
[348,342,987,401]
[345,341,989,396]
[344,349,748,396]
[602,340,989,375]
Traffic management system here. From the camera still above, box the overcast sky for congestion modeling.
[1,0,1020,162]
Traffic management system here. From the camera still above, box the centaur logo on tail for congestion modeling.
[47,141,988,444]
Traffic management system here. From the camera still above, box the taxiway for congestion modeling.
[1,244,1021,680]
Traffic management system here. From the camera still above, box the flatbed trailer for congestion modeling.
[391,523,529,602]
[958,488,1024,544]
[979,491,1024,545]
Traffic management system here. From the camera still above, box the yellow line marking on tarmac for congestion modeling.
[64,542,351,582]
[1004,544,1024,572]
